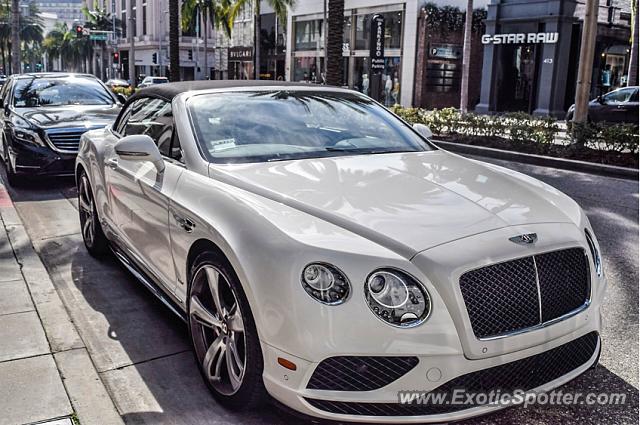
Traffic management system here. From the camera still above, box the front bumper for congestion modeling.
[262,324,601,423]
[8,139,76,177]
[256,222,605,423]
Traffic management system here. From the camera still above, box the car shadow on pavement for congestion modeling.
[34,232,302,425]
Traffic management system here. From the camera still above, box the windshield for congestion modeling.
[188,90,433,163]
[13,76,115,107]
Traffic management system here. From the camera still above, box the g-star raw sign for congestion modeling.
[369,14,385,72]
[482,32,559,45]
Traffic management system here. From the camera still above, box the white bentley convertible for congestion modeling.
[76,81,605,423]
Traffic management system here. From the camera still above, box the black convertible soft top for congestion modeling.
[132,80,318,102]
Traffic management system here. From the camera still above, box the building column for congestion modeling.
[533,18,574,118]
[400,0,419,107]
[475,3,498,114]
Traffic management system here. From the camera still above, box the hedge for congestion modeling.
[390,106,639,156]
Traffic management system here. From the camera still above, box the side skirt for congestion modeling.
[111,246,188,323]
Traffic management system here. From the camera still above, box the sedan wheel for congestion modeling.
[78,171,108,256]
[188,254,267,408]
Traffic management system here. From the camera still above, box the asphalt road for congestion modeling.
[1,156,638,425]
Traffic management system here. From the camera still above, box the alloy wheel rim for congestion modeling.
[78,175,95,246]
[190,265,246,396]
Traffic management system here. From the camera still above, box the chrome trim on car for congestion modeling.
[475,249,593,341]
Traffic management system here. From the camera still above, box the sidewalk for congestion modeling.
[0,177,123,425]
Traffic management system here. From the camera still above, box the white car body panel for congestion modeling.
[75,85,605,423]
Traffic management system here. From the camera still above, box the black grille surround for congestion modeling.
[305,332,599,417]
[459,248,591,339]
[45,128,89,152]
[307,356,420,392]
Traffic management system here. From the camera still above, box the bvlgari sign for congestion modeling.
[482,32,559,45]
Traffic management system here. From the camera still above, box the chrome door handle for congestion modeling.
[173,211,196,233]
[106,158,118,170]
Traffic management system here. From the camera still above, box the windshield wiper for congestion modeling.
[325,147,412,155]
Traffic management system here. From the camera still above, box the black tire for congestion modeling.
[78,169,109,256]
[188,251,267,410]
[3,141,20,187]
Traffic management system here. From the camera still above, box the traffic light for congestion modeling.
[188,49,193,61]
[75,25,84,38]
[152,53,157,64]
[113,52,119,64]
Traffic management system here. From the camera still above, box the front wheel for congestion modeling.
[3,141,20,187]
[188,253,267,410]
[78,170,109,256]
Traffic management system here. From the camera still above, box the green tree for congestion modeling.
[227,0,294,79]
[82,5,122,79]
[181,0,231,80]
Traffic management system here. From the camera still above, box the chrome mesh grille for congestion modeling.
[536,248,591,322]
[46,128,88,152]
[305,332,599,416]
[459,256,540,338]
[459,248,590,339]
[306,356,419,392]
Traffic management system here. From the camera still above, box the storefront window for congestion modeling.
[354,57,401,105]
[293,57,323,82]
[294,20,323,50]
[354,11,403,50]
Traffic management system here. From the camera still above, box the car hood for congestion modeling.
[16,104,120,129]
[209,150,581,258]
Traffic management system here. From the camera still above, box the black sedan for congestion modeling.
[566,86,639,124]
[0,73,123,185]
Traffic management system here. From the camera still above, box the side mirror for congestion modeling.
[116,93,127,104]
[413,123,433,139]
[597,95,605,104]
[115,135,165,173]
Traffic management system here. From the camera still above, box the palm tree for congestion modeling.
[227,0,293,79]
[83,6,122,79]
[181,0,231,79]
[459,0,473,113]
[43,24,65,70]
[169,0,180,81]
[628,0,638,86]
[0,1,10,74]
[10,0,19,74]
[326,0,344,86]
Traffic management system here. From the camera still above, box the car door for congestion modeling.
[623,89,639,123]
[596,87,637,123]
[104,97,184,292]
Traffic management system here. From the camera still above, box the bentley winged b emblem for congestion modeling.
[509,233,538,245]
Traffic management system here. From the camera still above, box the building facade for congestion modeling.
[286,0,421,107]
[34,0,84,26]
[476,0,633,117]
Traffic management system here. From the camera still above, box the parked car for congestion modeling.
[0,73,123,185]
[76,81,605,423]
[138,76,169,88]
[0,75,7,87]
[105,78,131,91]
[566,86,639,124]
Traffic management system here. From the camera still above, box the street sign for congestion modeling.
[90,34,108,41]
[369,14,385,72]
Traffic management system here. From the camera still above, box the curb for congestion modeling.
[433,140,639,180]
[0,177,124,425]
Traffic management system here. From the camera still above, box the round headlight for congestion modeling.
[301,263,350,305]
[364,269,431,327]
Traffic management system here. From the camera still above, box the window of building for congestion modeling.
[294,19,323,51]
[142,1,147,36]
[354,11,403,50]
